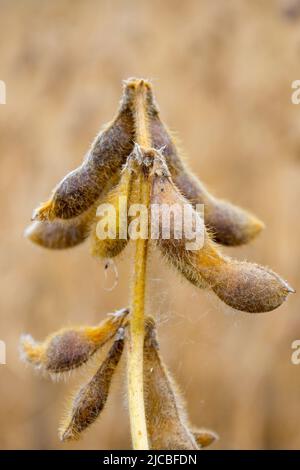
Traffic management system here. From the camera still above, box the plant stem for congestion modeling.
[127,81,151,450]
[134,82,150,148]
[128,184,149,449]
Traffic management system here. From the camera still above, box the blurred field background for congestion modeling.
[0,0,300,450]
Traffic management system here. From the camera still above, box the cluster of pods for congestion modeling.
[22,78,294,448]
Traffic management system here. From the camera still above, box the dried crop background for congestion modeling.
[0,0,299,450]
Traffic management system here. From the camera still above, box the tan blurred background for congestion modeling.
[0,0,300,450]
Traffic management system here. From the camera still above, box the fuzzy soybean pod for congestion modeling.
[25,204,96,249]
[150,153,294,313]
[20,309,128,374]
[32,79,159,223]
[59,327,125,441]
[147,90,264,246]
[143,317,199,450]
[33,103,134,221]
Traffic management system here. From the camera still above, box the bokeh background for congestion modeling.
[0,0,300,450]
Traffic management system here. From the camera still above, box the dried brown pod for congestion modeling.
[32,79,157,223]
[20,308,128,373]
[59,327,125,441]
[148,97,264,246]
[32,103,134,221]
[26,169,121,250]
[143,317,199,450]
[150,152,294,313]
[25,205,96,249]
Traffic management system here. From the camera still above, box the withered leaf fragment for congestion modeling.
[150,151,294,313]
[20,308,128,373]
[143,317,199,450]
[192,428,219,448]
[59,327,125,441]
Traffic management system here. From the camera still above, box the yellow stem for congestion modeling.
[134,83,150,148]
[128,212,149,449]
[127,81,151,450]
